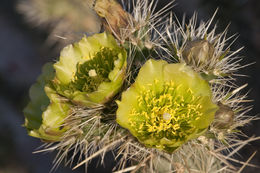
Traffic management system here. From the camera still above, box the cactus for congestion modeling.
[23,0,259,172]
[17,0,101,45]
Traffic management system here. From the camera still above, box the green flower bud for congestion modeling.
[53,32,127,107]
[28,85,71,141]
[24,63,54,131]
[214,103,234,129]
[182,39,214,66]
[24,63,71,141]
[116,59,218,153]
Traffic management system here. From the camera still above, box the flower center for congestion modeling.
[72,47,119,92]
[129,80,203,141]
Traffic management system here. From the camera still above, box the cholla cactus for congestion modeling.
[23,0,259,172]
[163,10,247,83]
[17,0,101,45]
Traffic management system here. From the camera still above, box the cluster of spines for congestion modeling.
[17,0,101,46]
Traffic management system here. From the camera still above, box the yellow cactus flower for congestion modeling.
[53,32,127,107]
[116,59,218,152]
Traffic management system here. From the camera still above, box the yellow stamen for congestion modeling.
[129,79,203,140]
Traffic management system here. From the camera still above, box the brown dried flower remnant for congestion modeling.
[94,0,132,38]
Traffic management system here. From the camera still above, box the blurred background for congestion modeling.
[0,0,259,172]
